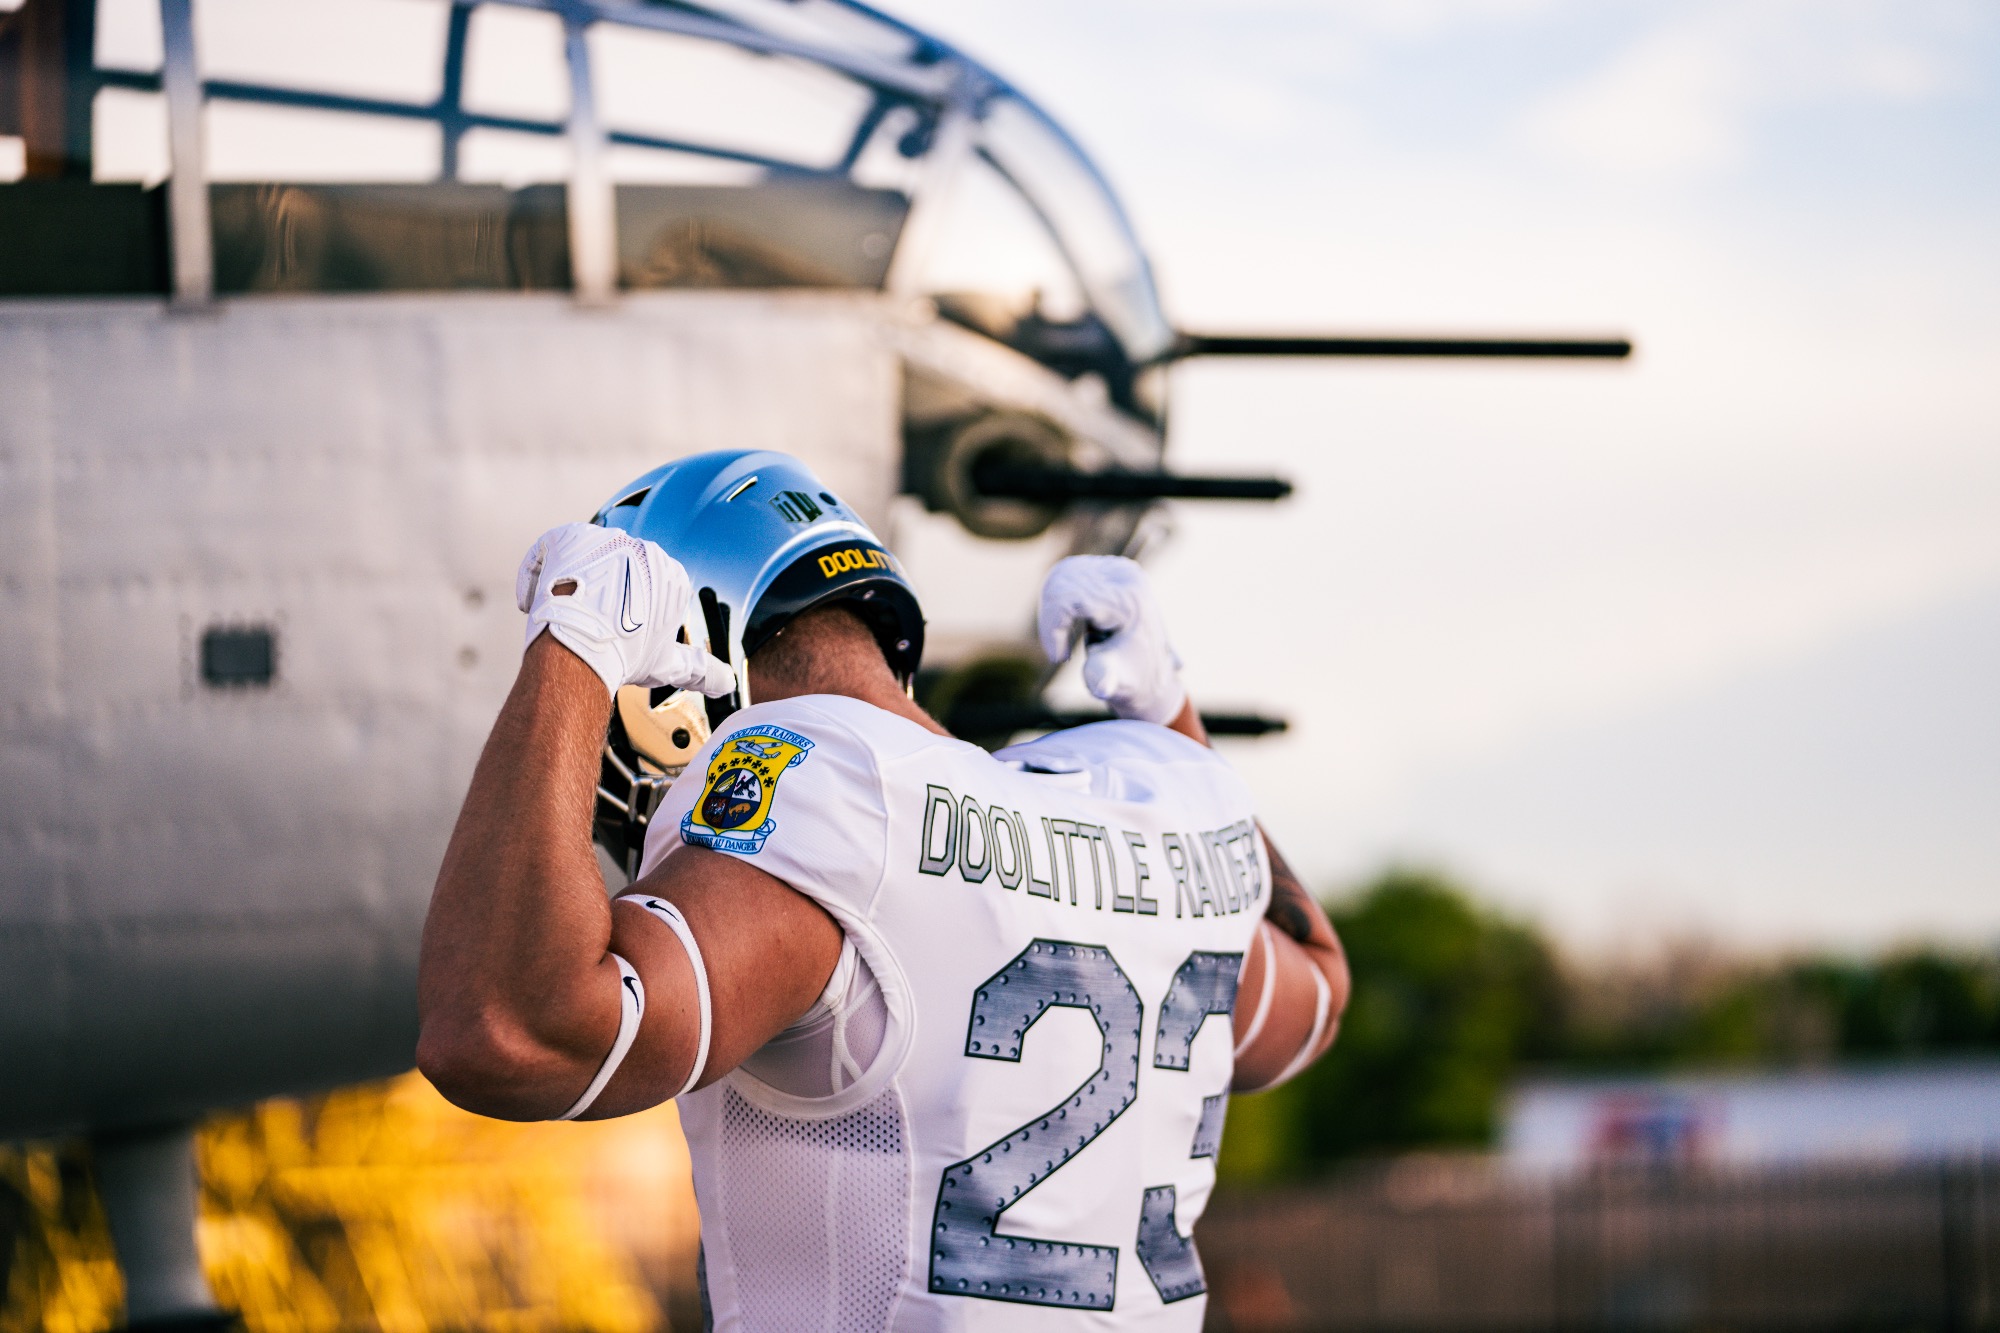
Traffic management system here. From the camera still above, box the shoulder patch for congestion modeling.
[681,724,815,854]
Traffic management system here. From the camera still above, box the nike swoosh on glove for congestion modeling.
[1037,554,1186,725]
[516,522,736,700]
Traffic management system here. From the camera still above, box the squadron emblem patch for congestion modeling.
[681,724,814,854]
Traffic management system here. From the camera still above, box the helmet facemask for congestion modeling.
[593,602,714,879]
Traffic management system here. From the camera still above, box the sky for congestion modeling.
[881,0,2000,954]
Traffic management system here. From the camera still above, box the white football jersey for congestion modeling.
[639,695,1268,1333]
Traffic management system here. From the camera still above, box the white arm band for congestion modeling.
[1265,962,1335,1090]
[1233,921,1279,1059]
[557,952,645,1121]
[617,894,713,1098]
[1233,920,1337,1092]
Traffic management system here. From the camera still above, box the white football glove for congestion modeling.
[515,522,735,701]
[1037,555,1187,725]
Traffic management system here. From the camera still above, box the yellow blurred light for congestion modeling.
[1,1073,699,1333]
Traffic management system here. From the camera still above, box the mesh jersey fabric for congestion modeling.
[685,1085,911,1333]
[642,696,1268,1332]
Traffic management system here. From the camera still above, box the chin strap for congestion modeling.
[558,953,645,1121]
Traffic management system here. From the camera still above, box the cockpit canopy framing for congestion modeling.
[0,0,1173,419]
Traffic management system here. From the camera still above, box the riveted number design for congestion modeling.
[1152,952,1243,1071]
[1136,949,1244,1303]
[1190,1094,1227,1160]
[930,940,1143,1310]
[1136,1187,1206,1303]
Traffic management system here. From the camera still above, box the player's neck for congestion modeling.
[746,607,952,737]
[750,669,952,737]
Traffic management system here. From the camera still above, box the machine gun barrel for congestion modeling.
[1173,333,1633,360]
[945,703,1290,738]
[972,462,1293,503]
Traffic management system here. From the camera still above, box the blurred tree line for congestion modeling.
[1217,869,2000,1184]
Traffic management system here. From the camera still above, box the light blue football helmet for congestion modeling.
[589,450,926,872]
[594,449,925,695]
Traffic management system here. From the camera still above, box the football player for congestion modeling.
[419,450,1348,1331]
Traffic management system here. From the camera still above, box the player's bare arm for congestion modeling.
[417,525,866,1122]
[1229,821,1350,1090]
[1045,557,1351,1094]
[418,632,845,1121]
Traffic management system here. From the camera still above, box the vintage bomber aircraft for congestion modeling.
[0,0,1627,1322]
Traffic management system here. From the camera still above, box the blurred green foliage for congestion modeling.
[1218,868,2000,1184]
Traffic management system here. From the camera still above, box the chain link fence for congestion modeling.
[1198,1156,2000,1331]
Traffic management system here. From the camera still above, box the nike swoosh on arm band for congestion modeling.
[557,953,645,1121]
[617,894,714,1098]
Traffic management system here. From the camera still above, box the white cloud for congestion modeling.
[1172,67,1322,140]
[1520,27,1745,176]
[1319,0,1565,42]
[1517,0,1972,181]
[1848,43,1952,99]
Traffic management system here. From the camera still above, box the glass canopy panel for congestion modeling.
[588,22,872,169]
[846,103,925,196]
[606,144,765,185]
[918,151,1086,322]
[690,0,920,64]
[457,126,571,185]
[94,0,161,72]
[203,102,441,181]
[978,96,1172,361]
[191,0,451,105]
[615,178,903,290]
[90,86,167,183]
[461,5,569,123]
